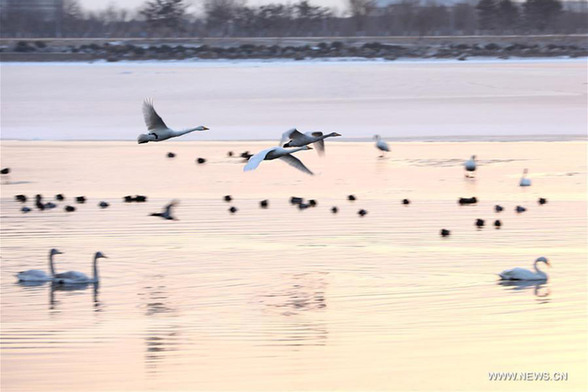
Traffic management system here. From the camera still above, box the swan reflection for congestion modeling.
[257,272,329,347]
[497,280,551,302]
[48,281,101,310]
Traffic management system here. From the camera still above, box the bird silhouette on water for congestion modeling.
[150,201,178,220]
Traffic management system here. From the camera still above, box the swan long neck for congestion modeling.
[533,260,544,275]
[175,128,199,136]
[93,255,100,282]
[49,253,57,276]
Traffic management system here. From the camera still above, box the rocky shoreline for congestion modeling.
[1,36,587,62]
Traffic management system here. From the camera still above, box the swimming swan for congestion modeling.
[16,248,62,282]
[499,257,550,281]
[137,99,209,144]
[280,128,341,155]
[53,252,107,284]
[244,146,314,175]
[519,169,531,187]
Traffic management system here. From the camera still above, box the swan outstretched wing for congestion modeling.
[244,148,273,171]
[280,128,304,146]
[279,154,314,175]
[311,132,325,155]
[143,99,168,131]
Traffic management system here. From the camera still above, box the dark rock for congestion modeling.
[224,195,233,202]
[98,201,109,208]
[348,195,356,201]
[196,158,206,164]
[494,220,502,228]
[167,152,176,158]
[75,196,86,204]
[515,206,526,213]
[358,209,368,217]
[55,194,65,201]
[290,197,303,205]
[475,219,485,228]
[260,200,269,208]
[15,195,27,203]
[402,199,410,205]
[1,168,10,174]
[229,206,238,214]
[495,205,504,212]
[64,205,76,212]
[440,229,451,237]
[331,206,338,214]
[538,198,547,205]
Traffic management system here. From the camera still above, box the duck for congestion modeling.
[64,205,76,212]
[499,257,550,281]
[494,220,502,228]
[15,194,27,203]
[1,168,10,175]
[331,206,339,214]
[495,205,504,212]
[137,99,209,144]
[475,219,485,228]
[150,200,178,220]
[515,206,527,213]
[244,146,313,175]
[358,209,368,217]
[402,199,410,205]
[16,249,62,282]
[280,128,341,155]
[260,200,269,208]
[538,197,547,205]
[98,201,109,208]
[229,206,238,214]
[440,229,451,237]
[53,252,107,284]
[519,169,531,187]
[75,196,86,204]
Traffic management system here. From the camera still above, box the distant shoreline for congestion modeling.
[2,135,586,143]
[1,35,587,63]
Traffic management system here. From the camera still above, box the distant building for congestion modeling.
[0,0,63,22]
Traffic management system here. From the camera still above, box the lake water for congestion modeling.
[1,59,587,391]
[1,140,586,391]
[1,58,586,141]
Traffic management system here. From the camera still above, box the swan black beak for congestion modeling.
[202,126,209,131]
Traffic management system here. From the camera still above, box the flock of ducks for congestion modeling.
[13,99,552,285]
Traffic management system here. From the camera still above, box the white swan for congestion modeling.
[53,252,107,284]
[499,257,550,281]
[244,146,314,175]
[137,99,209,144]
[280,128,341,155]
[16,248,62,282]
[374,135,389,157]
[520,168,531,187]
[464,155,476,176]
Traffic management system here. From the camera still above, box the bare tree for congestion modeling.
[347,0,376,34]
[141,0,187,35]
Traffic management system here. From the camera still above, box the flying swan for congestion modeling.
[244,146,314,175]
[280,128,341,155]
[137,99,209,144]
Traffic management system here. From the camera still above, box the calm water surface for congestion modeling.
[1,141,586,391]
